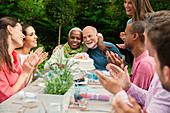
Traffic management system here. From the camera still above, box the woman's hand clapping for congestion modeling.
[116,32,125,49]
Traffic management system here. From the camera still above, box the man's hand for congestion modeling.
[116,44,125,49]
[106,51,126,70]
[120,32,125,41]
[97,35,112,55]
[111,95,144,113]
[95,70,123,95]
[98,42,112,55]
[106,64,131,91]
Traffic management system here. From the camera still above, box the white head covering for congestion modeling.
[68,27,82,38]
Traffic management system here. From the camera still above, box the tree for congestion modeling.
[150,0,170,11]
[75,0,127,43]
[45,0,77,45]
[0,0,45,24]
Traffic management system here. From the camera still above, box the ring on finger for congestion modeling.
[29,62,34,66]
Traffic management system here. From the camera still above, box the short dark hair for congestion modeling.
[129,21,145,43]
[148,22,170,69]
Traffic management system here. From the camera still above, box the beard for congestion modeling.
[85,41,97,48]
[125,43,132,51]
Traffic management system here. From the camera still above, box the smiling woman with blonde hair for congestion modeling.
[124,0,154,24]
[117,0,154,49]
[128,0,153,21]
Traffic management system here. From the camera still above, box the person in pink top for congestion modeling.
[0,17,40,103]
[95,11,170,113]
[107,21,155,90]
[131,49,155,90]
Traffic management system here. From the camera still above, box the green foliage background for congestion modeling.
[0,0,169,70]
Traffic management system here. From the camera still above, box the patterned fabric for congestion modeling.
[64,42,83,58]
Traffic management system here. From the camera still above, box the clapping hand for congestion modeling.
[95,63,132,95]
[22,51,39,75]
[116,44,125,49]
[106,51,126,70]
[34,47,48,65]
[33,47,48,70]
[23,47,48,83]
[37,52,48,65]
[106,64,131,91]
[116,32,125,49]
[95,69,123,95]
[111,95,145,113]
[23,47,48,74]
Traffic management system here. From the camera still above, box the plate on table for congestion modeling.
[38,83,46,87]
[96,70,110,77]
[74,77,88,85]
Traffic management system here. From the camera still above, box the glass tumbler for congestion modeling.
[74,87,88,108]
[21,98,41,113]
[48,103,62,113]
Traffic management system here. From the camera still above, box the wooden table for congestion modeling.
[0,76,114,113]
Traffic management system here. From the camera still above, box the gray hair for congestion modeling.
[68,27,82,38]
[93,27,97,36]
[83,26,98,35]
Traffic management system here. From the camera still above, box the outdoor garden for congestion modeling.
[0,0,169,70]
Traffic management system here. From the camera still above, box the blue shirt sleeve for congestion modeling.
[104,41,128,65]
[87,41,128,70]
[87,47,108,70]
[127,18,133,26]
[104,41,122,58]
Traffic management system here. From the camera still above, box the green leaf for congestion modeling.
[6,3,15,8]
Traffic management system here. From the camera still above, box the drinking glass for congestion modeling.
[48,103,62,113]
[21,98,41,113]
[74,87,88,108]
[86,70,95,83]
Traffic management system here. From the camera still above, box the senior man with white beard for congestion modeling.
[82,26,124,70]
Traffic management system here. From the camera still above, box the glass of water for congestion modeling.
[21,98,41,113]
